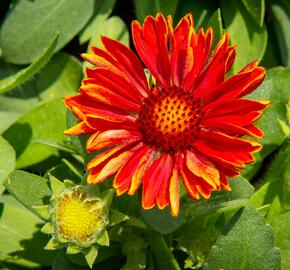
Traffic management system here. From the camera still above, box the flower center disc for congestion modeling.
[55,190,101,245]
[138,86,202,153]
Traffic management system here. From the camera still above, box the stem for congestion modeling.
[149,231,181,270]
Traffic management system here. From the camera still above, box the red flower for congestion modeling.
[64,13,269,216]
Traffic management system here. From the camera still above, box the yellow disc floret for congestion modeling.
[54,188,107,246]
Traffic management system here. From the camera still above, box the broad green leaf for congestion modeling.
[260,21,283,68]
[88,16,129,48]
[109,209,129,226]
[3,98,68,168]
[0,137,15,194]
[141,207,184,235]
[0,112,20,134]
[83,16,129,72]
[134,0,180,23]
[79,0,117,44]
[0,195,56,267]
[280,250,290,270]
[0,53,81,134]
[0,0,95,64]
[183,177,254,218]
[271,0,290,67]
[67,244,121,266]
[53,249,87,270]
[174,177,254,267]
[175,0,215,29]
[204,206,280,270]
[221,0,267,73]
[206,9,223,48]
[247,68,290,155]
[5,170,51,216]
[0,196,41,255]
[242,0,265,27]
[250,141,290,222]
[121,251,147,270]
[149,232,181,270]
[243,68,290,179]
[0,33,58,94]
[271,210,290,269]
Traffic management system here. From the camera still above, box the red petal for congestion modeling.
[87,143,142,184]
[142,153,173,210]
[85,67,143,103]
[205,122,264,138]
[183,27,213,90]
[86,129,141,152]
[129,149,155,195]
[193,33,232,99]
[177,153,199,200]
[168,14,194,88]
[180,156,214,199]
[220,174,231,191]
[185,150,220,189]
[205,99,270,118]
[132,13,170,89]
[205,64,265,105]
[87,142,134,170]
[169,162,180,217]
[80,84,141,113]
[203,110,264,127]
[113,145,152,194]
[195,131,261,168]
[64,121,95,136]
[100,37,149,97]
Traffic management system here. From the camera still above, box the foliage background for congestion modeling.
[0,0,289,269]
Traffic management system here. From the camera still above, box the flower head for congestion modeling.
[64,13,268,216]
[38,175,128,267]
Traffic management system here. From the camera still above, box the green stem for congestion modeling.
[149,231,181,270]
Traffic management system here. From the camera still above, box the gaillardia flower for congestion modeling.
[64,13,268,216]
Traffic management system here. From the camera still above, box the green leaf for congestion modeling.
[79,0,117,44]
[0,0,95,64]
[175,0,215,29]
[0,195,57,267]
[0,52,81,134]
[206,9,223,48]
[0,33,58,94]
[141,206,184,235]
[109,209,129,226]
[184,177,254,219]
[280,250,290,270]
[221,0,267,73]
[5,170,51,216]
[89,16,129,48]
[270,0,290,67]
[204,206,280,270]
[247,67,290,155]
[134,0,180,23]
[149,232,181,270]
[53,249,87,270]
[83,245,99,268]
[243,68,290,178]
[0,137,15,194]
[242,0,265,27]
[0,196,42,255]
[96,231,110,247]
[250,141,290,222]
[121,251,147,270]
[271,210,290,269]
[3,98,68,168]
